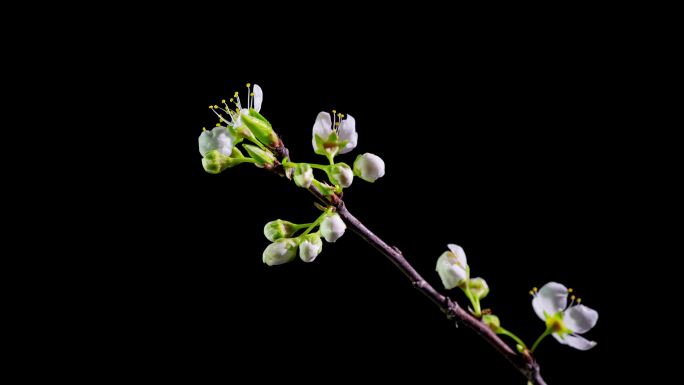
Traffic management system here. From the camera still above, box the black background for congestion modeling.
[143,57,624,383]
[57,16,641,384]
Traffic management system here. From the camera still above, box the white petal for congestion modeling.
[563,305,598,334]
[215,133,233,156]
[198,126,233,157]
[446,244,467,268]
[436,251,467,290]
[552,333,597,351]
[198,130,213,156]
[338,114,358,154]
[313,112,333,137]
[532,282,568,321]
[253,84,263,112]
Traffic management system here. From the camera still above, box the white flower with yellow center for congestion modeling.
[531,282,598,351]
[207,83,278,147]
[209,83,263,130]
[312,110,358,157]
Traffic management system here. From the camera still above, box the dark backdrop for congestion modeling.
[136,57,626,384]
[79,23,637,383]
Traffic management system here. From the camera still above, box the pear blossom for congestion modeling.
[532,282,598,351]
[208,84,278,146]
[320,213,346,243]
[312,111,358,156]
[353,153,385,182]
[435,244,468,290]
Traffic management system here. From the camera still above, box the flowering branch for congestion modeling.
[271,144,547,385]
[198,83,598,385]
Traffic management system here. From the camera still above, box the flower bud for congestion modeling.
[320,213,346,243]
[482,314,501,332]
[299,233,323,262]
[353,153,385,182]
[469,277,489,300]
[263,219,298,242]
[198,126,234,157]
[243,144,276,167]
[329,163,353,188]
[294,163,314,188]
[240,109,279,147]
[435,244,468,290]
[201,149,244,174]
[262,238,298,266]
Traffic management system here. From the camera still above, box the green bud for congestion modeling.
[262,238,298,266]
[294,163,314,188]
[201,149,244,174]
[264,219,298,242]
[469,277,489,300]
[241,109,279,147]
[298,233,323,262]
[243,144,276,167]
[482,314,501,332]
[312,179,335,197]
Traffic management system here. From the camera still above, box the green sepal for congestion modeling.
[243,144,275,167]
[241,110,278,147]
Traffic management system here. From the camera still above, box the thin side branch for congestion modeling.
[270,142,547,385]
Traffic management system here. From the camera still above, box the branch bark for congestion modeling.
[270,143,547,385]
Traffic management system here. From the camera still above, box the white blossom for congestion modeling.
[532,282,598,350]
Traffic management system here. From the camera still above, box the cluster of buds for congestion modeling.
[261,213,346,265]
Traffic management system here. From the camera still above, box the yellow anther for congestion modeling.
[338,113,343,118]
[221,99,226,103]
[234,92,239,97]
[250,92,254,97]
[246,83,251,87]
[202,127,206,132]
[571,295,576,301]
[209,105,214,109]
[568,288,574,293]
[335,122,340,126]
[229,98,234,102]
[332,109,337,114]
[529,290,534,296]
[533,287,538,292]
[216,123,220,126]
[577,298,582,304]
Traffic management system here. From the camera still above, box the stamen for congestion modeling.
[246,83,252,109]
[533,287,538,293]
[577,298,582,304]
[210,108,230,125]
[529,290,535,296]
[568,288,574,293]
[202,127,206,132]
